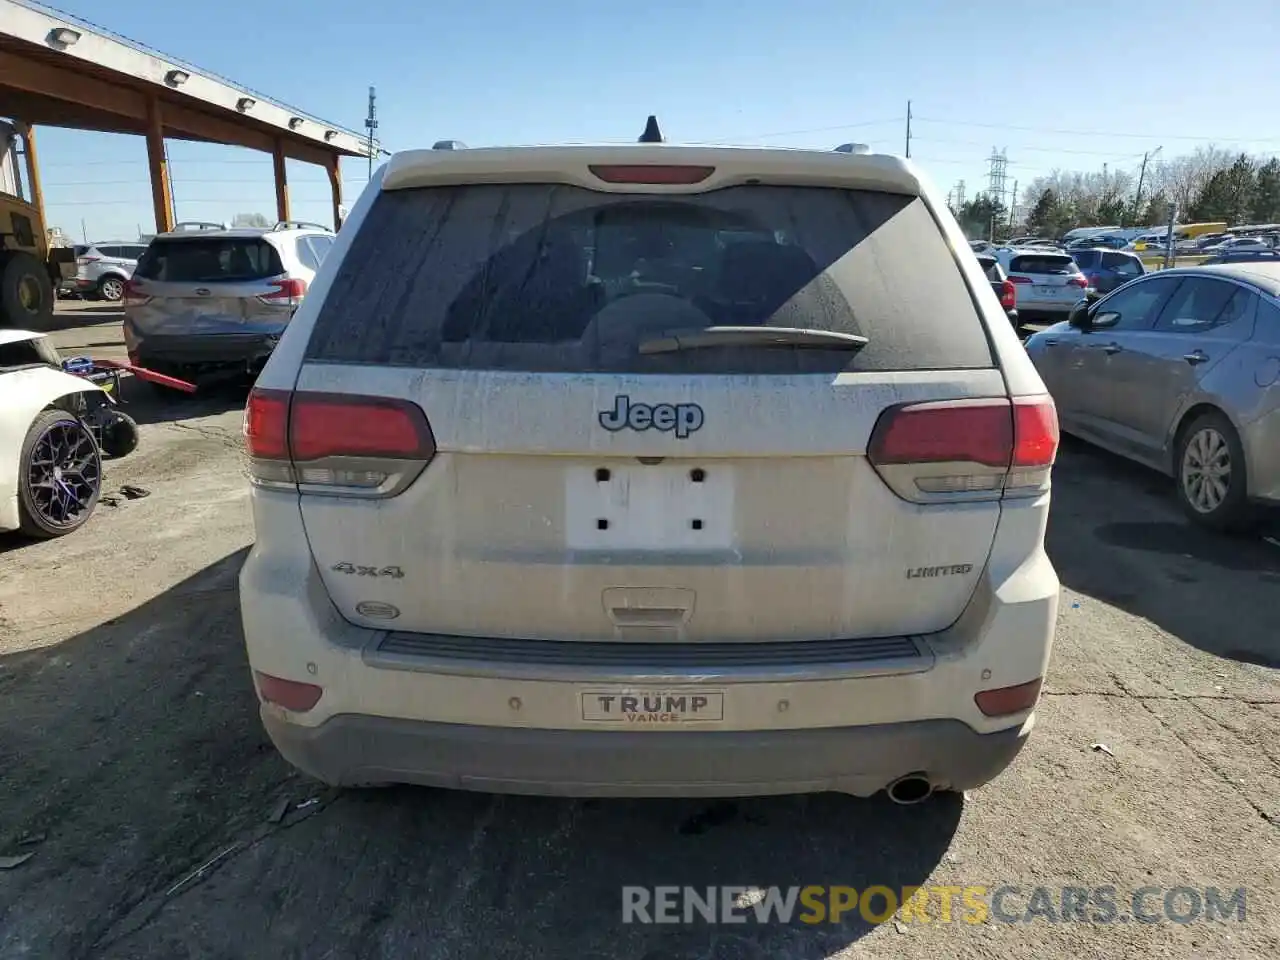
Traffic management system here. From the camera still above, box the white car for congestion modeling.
[993,247,1091,321]
[0,329,135,538]
[239,128,1061,802]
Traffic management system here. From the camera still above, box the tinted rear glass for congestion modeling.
[1010,254,1079,275]
[305,184,992,374]
[134,238,284,283]
[1070,250,1101,268]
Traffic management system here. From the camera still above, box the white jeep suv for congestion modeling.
[239,131,1060,801]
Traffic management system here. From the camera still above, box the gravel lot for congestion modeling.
[0,305,1277,959]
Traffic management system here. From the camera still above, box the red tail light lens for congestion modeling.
[867,396,1057,502]
[1000,279,1017,309]
[122,278,151,306]
[290,394,434,461]
[258,277,307,304]
[868,399,1014,468]
[243,388,436,497]
[1008,275,1032,284]
[1067,274,1088,288]
[243,388,290,459]
[588,164,715,185]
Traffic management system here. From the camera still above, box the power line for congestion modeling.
[913,116,1280,143]
[910,136,1149,159]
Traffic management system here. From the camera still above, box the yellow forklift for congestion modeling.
[1,119,76,329]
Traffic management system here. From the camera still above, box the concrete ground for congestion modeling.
[0,304,1277,959]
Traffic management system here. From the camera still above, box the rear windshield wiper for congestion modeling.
[638,326,869,355]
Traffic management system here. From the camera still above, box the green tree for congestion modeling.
[1189,171,1233,222]
[1250,157,1280,223]
[957,193,1008,240]
[1097,195,1128,226]
[1141,192,1173,227]
[1024,189,1057,235]
[1191,155,1256,224]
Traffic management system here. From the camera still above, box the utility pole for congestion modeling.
[1008,179,1018,232]
[1131,145,1162,226]
[364,86,378,180]
[905,100,912,158]
[1164,202,1177,269]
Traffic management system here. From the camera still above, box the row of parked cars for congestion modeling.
[967,235,1279,532]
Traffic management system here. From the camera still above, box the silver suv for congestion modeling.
[122,221,335,386]
[62,241,149,301]
[238,134,1061,801]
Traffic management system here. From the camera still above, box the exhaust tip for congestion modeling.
[886,773,934,805]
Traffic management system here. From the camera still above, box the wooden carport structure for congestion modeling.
[0,0,373,233]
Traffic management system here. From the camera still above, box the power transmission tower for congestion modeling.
[987,147,1009,203]
[364,86,378,179]
[954,180,966,209]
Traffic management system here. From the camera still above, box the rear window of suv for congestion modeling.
[1009,254,1080,275]
[134,237,284,283]
[304,184,994,375]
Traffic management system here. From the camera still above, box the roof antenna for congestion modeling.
[639,115,663,143]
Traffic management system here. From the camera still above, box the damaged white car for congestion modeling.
[0,329,138,538]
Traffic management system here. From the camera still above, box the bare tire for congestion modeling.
[98,275,126,302]
[17,409,103,538]
[1175,411,1252,533]
[0,252,55,330]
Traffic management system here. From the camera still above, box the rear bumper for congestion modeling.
[262,710,1031,797]
[125,328,281,376]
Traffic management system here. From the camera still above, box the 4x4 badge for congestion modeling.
[331,563,405,579]
[599,395,704,439]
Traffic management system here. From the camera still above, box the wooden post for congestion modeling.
[145,96,174,233]
[15,122,46,222]
[326,154,343,231]
[272,139,290,223]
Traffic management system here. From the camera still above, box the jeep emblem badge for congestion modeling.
[599,395,704,439]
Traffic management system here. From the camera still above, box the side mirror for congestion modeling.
[1068,301,1092,330]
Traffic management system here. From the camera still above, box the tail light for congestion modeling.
[1067,274,1088,288]
[867,396,1058,503]
[999,279,1017,310]
[588,164,715,185]
[122,278,151,306]
[1008,275,1032,284]
[244,389,436,498]
[257,277,307,306]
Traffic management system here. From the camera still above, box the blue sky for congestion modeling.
[25,0,1280,241]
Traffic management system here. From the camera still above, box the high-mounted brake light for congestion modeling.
[243,389,436,496]
[588,164,715,185]
[867,396,1058,502]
